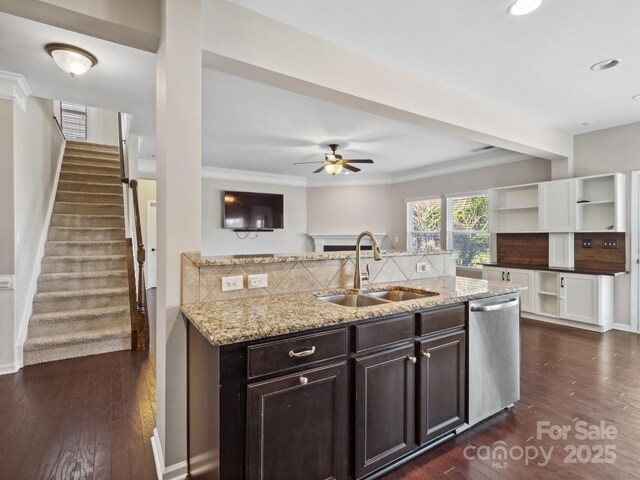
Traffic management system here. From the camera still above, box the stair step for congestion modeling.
[23,326,131,365]
[56,190,123,205]
[48,226,125,241]
[37,270,128,291]
[53,202,124,215]
[57,180,122,195]
[67,140,120,150]
[45,240,126,256]
[59,170,122,185]
[65,143,120,156]
[28,305,130,336]
[63,153,120,166]
[33,287,129,313]
[62,161,121,175]
[50,213,125,228]
[41,254,127,273]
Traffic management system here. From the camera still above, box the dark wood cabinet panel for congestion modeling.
[417,304,465,336]
[352,314,414,353]
[246,362,348,480]
[418,331,466,445]
[354,343,415,479]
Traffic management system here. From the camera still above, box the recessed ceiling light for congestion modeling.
[589,58,621,71]
[632,94,640,101]
[581,121,595,126]
[45,43,97,76]
[508,0,542,16]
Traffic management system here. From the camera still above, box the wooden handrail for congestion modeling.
[52,115,65,139]
[118,112,149,350]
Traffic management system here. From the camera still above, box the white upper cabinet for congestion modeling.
[488,183,539,233]
[538,179,575,232]
[575,173,626,232]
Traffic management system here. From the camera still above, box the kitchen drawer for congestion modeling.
[248,329,347,379]
[353,314,415,353]
[417,304,465,336]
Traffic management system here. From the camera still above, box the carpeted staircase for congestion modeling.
[23,141,133,366]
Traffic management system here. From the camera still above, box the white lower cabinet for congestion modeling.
[482,266,534,313]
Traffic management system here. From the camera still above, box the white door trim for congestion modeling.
[147,200,157,289]
[630,171,639,333]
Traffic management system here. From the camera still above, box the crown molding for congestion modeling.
[137,150,534,188]
[0,71,32,112]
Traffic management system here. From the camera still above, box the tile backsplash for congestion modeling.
[182,251,458,304]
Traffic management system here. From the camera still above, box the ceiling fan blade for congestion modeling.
[342,164,361,173]
[293,161,326,165]
[343,159,374,164]
[313,166,326,173]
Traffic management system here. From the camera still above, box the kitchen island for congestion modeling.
[182,270,524,480]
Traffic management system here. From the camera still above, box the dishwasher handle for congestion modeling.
[470,298,519,312]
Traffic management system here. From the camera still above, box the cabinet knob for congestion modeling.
[422,351,431,359]
[406,356,417,364]
[299,376,308,386]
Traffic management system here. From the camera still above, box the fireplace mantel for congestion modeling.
[308,233,388,252]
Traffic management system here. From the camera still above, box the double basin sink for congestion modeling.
[317,287,439,308]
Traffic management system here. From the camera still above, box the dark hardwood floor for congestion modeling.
[2,307,640,479]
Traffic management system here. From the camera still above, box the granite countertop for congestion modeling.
[181,276,524,346]
[184,250,455,266]
[483,262,628,277]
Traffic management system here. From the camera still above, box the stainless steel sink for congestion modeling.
[367,289,438,302]
[316,294,391,307]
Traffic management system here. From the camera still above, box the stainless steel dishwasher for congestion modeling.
[468,294,521,426]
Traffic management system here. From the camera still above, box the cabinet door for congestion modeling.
[539,180,574,232]
[558,273,598,325]
[246,362,348,480]
[417,331,466,445]
[354,344,415,479]
[482,266,506,282]
[506,268,533,313]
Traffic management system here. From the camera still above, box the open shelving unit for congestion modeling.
[535,271,559,318]
[489,183,539,233]
[575,173,625,232]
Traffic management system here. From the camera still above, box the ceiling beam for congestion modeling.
[202,0,572,162]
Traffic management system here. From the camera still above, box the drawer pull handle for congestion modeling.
[407,356,417,364]
[422,351,431,359]
[289,346,316,358]
[299,376,308,386]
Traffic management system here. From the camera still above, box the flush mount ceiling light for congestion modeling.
[45,43,97,76]
[590,58,621,71]
[632,94,640,100]
[581,121,595,126]
[508,0,542,16]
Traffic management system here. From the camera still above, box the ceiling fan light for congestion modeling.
[45,43,97,76]
[325,163,343,175]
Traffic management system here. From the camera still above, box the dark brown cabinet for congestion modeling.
[417,330,466,445]
[246,362,348,480]
[354,343,415,479]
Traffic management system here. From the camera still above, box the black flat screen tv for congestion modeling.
[223,191,284,230]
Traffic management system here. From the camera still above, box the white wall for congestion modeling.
[307,184,393,248]
[202,178,309,255]
[574,121,640,329]
[85,106,119,145]
[13,96,65,353]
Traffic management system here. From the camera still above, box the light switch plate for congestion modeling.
[602,239,618,249]
[221,275,244,292]
[416,263,430,273]
[248,274,268,289]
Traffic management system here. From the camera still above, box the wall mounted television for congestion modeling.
[223,191,284,231]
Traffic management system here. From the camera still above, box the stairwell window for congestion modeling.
[446,193,490,269]
[60,102,87,140]
[407,197,442,250]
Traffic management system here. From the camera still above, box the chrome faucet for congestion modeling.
[353,231,382,291]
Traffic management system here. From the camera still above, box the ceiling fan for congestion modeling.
[294,144,374,175]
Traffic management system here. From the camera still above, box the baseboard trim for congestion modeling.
[151,428,188,480]
[523,313,609,332]
[0,361,20,375]
[15,135,67,368]
[612,322,633,332]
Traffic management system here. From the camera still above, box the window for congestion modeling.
[60,102,87,140]
[447,194,490,268]
[407,197,441,250]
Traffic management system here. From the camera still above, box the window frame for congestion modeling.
[406,195,444,251]
[445,191,490,270]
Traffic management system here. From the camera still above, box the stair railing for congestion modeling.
[118,112,149,350]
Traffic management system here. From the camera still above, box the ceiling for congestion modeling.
[229,0,640,134]
[2,1,639,182]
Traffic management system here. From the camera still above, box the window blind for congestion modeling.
[60,102,87,140]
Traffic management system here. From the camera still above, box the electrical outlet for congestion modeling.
[416,263,430,273]
[581,239,593,249]
[602,239,618,249]
[221,275,244,292]
[248,273,268,289]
